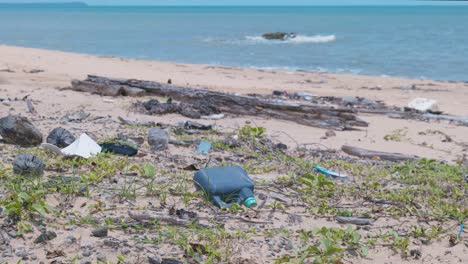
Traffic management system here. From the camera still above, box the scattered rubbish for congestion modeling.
[294,92,314,101]
[100,141,138,156]
[117,133,145,146]
[167,79,172,84]
[178,121,212,130]
[400,84,417,91]
[201,114,225,120]
[274,143,288,152]
[91,226,108,238]
[336,216,374,225]
[24,69,44,74]
[41,143,64,156]
[0,68,15,73]
[342,96,359,105]
[194,166,257,208]
[161,258,184,264]
[459,223,465,238]
[408,98,439,112]
[34,231,57,244]
[63,110,90,123]
[25,98,37,114]
[47,127,75,148]
[61,133,102,159]
[197,141,212,154]
[148,128,170,152]
[0,115,43,147]
[148,255,162,264]
[313,165,347,178]
[272,90,287,97]
[13,153,45,176]
[118,116,156,127]
[183,164,201,171]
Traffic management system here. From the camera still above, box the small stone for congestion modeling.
[274,143,288,152]
[342,96,359,105]
[0,115,43,146]
[91,226,108,237]
[82,251,92,257]
[325,130,336,138]
[34,231,57,244]
[135,243,145,251]
[147,254,162,264]
[285,240,294,251]
[121,248,131,255]
[96,252,106,261]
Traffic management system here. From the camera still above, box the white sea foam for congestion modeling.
[245,34,336,44]
[203,34,337,45]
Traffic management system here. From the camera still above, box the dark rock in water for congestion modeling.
[148,128,169,152]
[262,32,296,41]
[100,141,138,156]
[34,231,57,244]
[0,115,43,147]
[13,154,45,176]
[46,127,75,148]
[91,227,108,238]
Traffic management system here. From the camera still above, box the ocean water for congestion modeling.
[1,5,468,81]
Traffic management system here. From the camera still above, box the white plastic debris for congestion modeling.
[408,98,439,112]
[61,133,102,158]
[201,114,225,120]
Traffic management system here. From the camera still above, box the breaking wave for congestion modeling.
[244,34,337,44]
[203,34,337,45]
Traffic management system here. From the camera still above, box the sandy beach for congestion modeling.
[1,45,467,162]
[0,45,467,264]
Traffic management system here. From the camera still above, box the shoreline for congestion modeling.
[2,44,468,84]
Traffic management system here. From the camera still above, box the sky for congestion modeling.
[0,0,467,5]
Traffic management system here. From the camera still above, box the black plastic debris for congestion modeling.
[13,154,45,176]
[46,127,75,148]
[100,141,138,156]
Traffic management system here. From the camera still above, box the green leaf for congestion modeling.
[18,192,31,203]
[32,203,46,216]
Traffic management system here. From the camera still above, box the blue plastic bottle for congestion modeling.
[194,166,257,208]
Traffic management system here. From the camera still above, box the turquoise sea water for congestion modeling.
[1,5,467,81]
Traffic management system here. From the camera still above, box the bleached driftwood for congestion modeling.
[71,75,368,130]
[341,145,420,162]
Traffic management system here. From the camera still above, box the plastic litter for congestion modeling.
[336,216,374,226]
[313,165,348,178]
[459,223,465,238]
[61,133,102,159]
[197,141,212,155]
[46,127,75,148]
[148,128,169,152]
[101,141,138,156]
[408,98,439,112]
[201,114,225,120]
[194,166,257,208]
[13,153,45,176]
[178,121,212,130]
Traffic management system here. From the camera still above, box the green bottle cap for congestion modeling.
[244,197,257,208]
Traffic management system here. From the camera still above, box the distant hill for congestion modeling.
[0,2,88,7]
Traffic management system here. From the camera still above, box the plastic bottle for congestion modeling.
[194,166,257,208]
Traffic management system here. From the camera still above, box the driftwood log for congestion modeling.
[71,75,368,130]
[341,145,420,162]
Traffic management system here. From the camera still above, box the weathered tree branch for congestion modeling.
[341,145,420,162]
[71,75,368,130]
